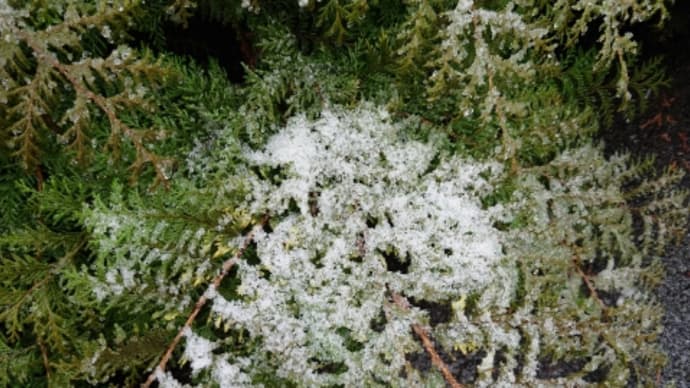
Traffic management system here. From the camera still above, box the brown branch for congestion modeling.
[35,165,44,192]
[572,254,607,312]
[37,339,51,381]
[142,215,269,388]
[411,324,463,388]
[389,290,464,388]
[559,238,609,315]
[15,30,171,188]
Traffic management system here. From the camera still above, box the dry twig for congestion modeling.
[572,254,607,312]
[37,339,50,381]
[142,215,269,388]
[390,290,464,388]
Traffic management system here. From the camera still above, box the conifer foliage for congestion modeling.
[0,0,686,386]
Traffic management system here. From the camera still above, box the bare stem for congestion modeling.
[37,339,50,381]
[572,254,607,312]
[390,291,464,388]
[142,215,269,388]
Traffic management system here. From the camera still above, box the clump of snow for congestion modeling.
[182,327,216,372]
[198,104,515,385]
[154,367,186,388]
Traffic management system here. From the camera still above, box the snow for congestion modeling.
[182,327,216,372]
[197,103,513,384]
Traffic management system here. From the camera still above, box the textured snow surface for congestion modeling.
[191,104,515,385]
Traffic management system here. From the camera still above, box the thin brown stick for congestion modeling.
[572,254,607,311]
[37,339,50,381]
[390,290,464,388]
[411,324,463,388]
[142,215,269,388]
[35,165,44,192]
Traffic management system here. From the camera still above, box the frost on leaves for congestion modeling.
[191,104,514,385]
[89,104,685,386]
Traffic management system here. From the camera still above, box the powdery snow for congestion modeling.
[195,104,515,385]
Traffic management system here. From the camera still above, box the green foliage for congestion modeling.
[85,329,171,385]
[1,0,178,186]
[0,0,687,386]
[496,145,687,385]
[554,49,670,128]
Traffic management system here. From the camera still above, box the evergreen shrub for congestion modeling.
[0,0,686,386]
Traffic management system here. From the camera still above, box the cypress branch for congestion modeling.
[143,214,268,388]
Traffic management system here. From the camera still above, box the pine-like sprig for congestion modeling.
[1,0,176,186]
[0,1,686,386]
